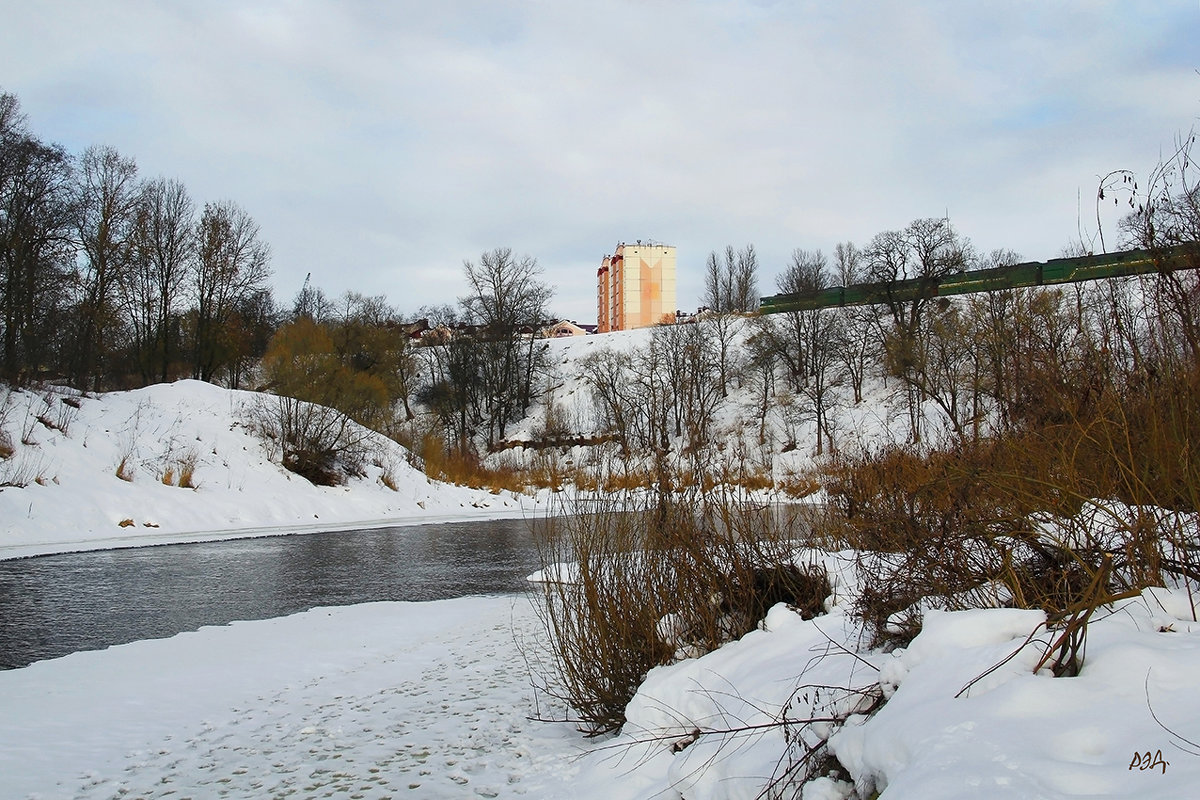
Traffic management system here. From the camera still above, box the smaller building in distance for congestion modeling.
[542,319,592,338]
[597,241,677,332]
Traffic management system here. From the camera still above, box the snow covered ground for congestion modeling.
[0,594,585,799]
[566,577,1200,800]
[5,567,1199,799]
[488,323,907,482]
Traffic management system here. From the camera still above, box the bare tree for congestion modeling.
[831,241,876,404]
[769,248,841,455]
[192,200,271,382]
[0,94,75,384]
[460,247,553,446]
[833,240,863,286]
[292,273,335,324]
[417,303,484,453]
[703,244,759,314]
[866,217,975,442]
[580,347,636,457]
[72,145,139,389]
[126,177,195,383]
[655,321,723,453]
[223,287,278,390]
[702,244,759,396]
[867,218,973,340]
[744,318,780,446]
[773,248,829,387]
[1117,131,1200,364]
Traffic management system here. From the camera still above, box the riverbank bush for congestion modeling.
[532,478,829,735]
[820,353,1200,650]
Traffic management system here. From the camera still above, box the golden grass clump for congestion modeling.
[115,456,134,482]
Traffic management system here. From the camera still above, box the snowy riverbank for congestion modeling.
[0,381,549,561]
[5,579,1200,799]
[0,594,585,799]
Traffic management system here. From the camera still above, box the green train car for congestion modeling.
[759,243,1200,315]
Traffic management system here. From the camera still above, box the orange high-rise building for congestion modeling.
[596,242,677,332]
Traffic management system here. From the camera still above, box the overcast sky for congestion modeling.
[3,1,1198,322]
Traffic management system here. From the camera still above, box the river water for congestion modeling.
[0,518,541,670]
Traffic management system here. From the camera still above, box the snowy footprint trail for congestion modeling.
[0,595,584,799]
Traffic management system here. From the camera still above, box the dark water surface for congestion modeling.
[0,518,540,670]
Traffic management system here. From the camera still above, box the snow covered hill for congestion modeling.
[0,380,538,560]
[482,319,910,482]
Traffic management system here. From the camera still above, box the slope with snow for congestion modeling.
[485,321,909,484]
[0,380,541,560]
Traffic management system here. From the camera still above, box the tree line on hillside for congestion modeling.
[0,91,276,390]
[583,219,1023,467]
[0,89,561,464]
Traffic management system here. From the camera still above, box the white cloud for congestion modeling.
[3,0,1197,320]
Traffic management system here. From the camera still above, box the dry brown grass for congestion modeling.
[419,432,528,493]
[776,468,822,499]
[598,467,658,493]
[380,469,399,491]
[115,456,134,482]
[157,451,198,488]
[738,467,775,492]
[177,451,198,489]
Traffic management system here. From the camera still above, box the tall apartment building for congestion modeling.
[596,242,677,332]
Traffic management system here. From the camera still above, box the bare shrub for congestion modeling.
[532,474,830,735]
[245,395,372,486]
[30,389,82,436]
[20,401,38,446]
[0,450,48,487]
[823,354,1200,650]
